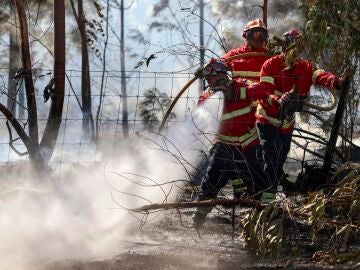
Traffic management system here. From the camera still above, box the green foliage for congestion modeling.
[241,164,360,265]
[138,88,175,131]
[302,0,360,71]
[242,201,284,259]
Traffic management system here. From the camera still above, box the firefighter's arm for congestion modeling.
[312,67,340,90]
[234,60,276,101]
[234,80,274,101]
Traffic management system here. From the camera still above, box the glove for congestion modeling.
[209,76,231,93]
[276,91,291,107]
[278,88,305,121]
[194,67,204,78]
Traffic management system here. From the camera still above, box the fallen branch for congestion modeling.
[131,197,264,212]
[132,198,360,230]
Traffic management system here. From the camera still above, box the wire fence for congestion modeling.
[0,69,359,179]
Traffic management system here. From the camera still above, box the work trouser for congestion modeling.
[256,122,293,192]
[199,142,265,199]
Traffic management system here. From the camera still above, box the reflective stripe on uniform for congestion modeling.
[260,76,275,85]
[274,90,283,96]
[217,127,257,145]
[256,104,294,128]
[240,87,246,100]
[312,69,325,84]
[231,179,244,186]
[267,95,276,105]
[232,71,260,78]
[260,192,276,203]
[241,130,259,148]
[246,79,259,85]
[267,90,283,105]
[221,104,253,121]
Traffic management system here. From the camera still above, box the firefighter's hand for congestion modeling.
[276,92,291,107]
[337,77,344,89]
[337,76,350,90]
[194,67,204,78]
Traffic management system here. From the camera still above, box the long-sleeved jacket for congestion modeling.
[197,44,270,150]
[244,54,340,133]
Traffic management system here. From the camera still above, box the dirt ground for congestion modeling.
[33,207,357,270]
[1,164,357,270]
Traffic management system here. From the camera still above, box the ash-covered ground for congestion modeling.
[32,206,357,270]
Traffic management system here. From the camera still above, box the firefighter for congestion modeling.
[241,29,345,199]
[192,19,271,227]
[198,18,269,106]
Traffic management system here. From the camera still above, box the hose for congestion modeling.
[158,52,268,132]
[304,87,337,112]
[158,76,198,132]
[158,52,340,132]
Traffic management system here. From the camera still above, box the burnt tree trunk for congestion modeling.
[12,0,42,164]
[198,0,205,95]
[120,0,129,138]
[96,0,110,141]
[322,78,352,181]
[78,0,94,140]
[40,0,66,162]
[7,6,21,116]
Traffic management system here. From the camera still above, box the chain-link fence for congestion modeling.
[0,69,359,180]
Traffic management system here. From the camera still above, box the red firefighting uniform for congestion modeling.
[243,54,340,133]
[196,44,270,198]
[242,54,340,189]
[198,44,270,150]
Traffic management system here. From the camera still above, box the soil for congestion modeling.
[33,207,357,270]
[1,163,357,270]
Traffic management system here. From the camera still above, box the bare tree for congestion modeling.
[40,0,66,161]
[198,0,205,94]
[6,2,21,116]
[70,0,95,141]
[120,0,129,138]
[12,0,42,163]
[0,0,66,166]
[96,0,110,141]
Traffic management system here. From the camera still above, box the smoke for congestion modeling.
[0,105,220,270]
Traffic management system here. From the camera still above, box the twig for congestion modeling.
[5,121,28,156]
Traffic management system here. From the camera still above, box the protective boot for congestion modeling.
[191,206,213,228]
[231,178,248,199]
[279,173,297,194]
[191,193,214,228]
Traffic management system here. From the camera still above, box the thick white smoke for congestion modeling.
[0,105,220,270]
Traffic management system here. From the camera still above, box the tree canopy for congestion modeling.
[302,0,360,71]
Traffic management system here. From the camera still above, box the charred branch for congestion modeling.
[5,121,28,156]
[132,198,360,230]
[0,102,30,153]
